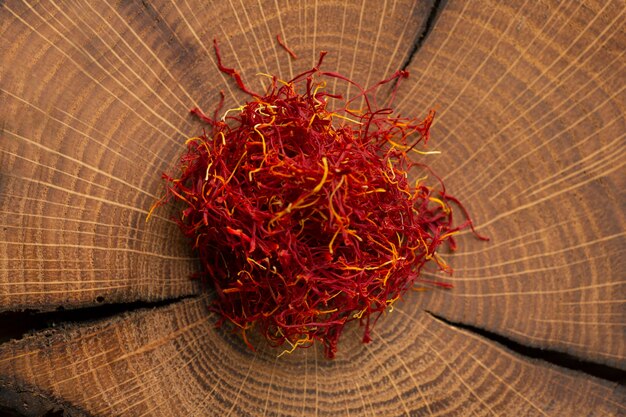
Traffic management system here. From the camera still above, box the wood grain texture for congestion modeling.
[1,298,623,416]
[0,0,433,311]
[1,0,624,415]
[393,0,626,370]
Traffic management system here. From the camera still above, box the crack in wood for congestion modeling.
[399,0,447,72]
[426,311,626,384]
[0,384,92,417]
[0,296,196,345]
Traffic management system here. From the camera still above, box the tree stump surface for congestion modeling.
[1,0,624,416]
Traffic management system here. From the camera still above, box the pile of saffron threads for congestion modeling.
[149,42,488,358]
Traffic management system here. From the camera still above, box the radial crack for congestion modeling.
[0,385,92,417]
[0,295,197,345]
[399,0,447,72]
[426,311,625,383]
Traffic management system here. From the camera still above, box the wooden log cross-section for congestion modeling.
[0,0,624,416]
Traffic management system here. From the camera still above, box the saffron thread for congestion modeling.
[149,40,488,358]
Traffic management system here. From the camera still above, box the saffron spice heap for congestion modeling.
[150,42,487,358]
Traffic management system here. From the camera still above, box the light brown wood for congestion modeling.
[1,298,623,416]
[394,0,626,370]
[1,0,624,416]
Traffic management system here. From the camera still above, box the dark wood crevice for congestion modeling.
[0,295,196,345]
[0,385,91,417]
[399,0,448,72]
[426,311,626,384]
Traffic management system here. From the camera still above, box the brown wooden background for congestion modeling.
[1,0,624,416]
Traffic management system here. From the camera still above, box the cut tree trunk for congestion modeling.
[0,0,624,416]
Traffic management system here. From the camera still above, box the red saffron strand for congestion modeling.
[150,42,487,359]
[212,38,260,98]
[276,34,298,59]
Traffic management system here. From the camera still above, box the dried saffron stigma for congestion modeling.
[149,41,488,358]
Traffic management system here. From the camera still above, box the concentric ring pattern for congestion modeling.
[1,1,624,416]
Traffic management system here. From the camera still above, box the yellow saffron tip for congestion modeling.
[312,157,329,194]
[428,197,450,214]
